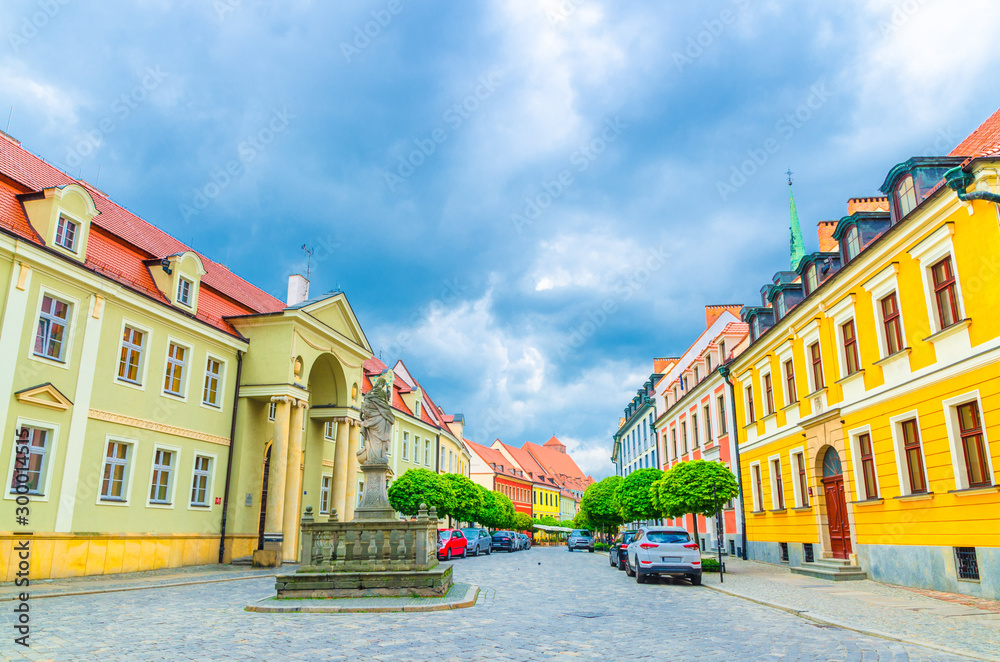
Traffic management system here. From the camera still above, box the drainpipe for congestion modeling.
[218,350,243,564]
[944,166,1000,203]
[719,365,748,561]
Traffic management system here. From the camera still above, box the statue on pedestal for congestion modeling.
[354,369,396,520]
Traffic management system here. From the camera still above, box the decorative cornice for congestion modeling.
[88,409,230,446]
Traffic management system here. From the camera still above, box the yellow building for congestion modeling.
[731,110,1000,598]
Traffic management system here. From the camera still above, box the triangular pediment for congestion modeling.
[15,383,73,411]
[297,293,372,354]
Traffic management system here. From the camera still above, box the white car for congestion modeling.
[624,526,702,585]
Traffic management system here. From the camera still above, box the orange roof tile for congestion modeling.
[950,106,1000,158]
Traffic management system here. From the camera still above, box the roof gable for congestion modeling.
[297,292,372,354]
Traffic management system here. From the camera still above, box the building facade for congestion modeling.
[612,360,672,478]
[466,439,533,517]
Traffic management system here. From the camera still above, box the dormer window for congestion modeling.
[805,264,818,294]
[895,175,917,218]
[177,277,193,307]
[54,215,79,252]
[775,292,786,318]
[845,226,861,261]
[719,340,726,361]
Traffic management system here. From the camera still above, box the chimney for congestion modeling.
[705,304,744,328]
[846,196,889,215]
[817,221,839,253]
[286,274,310,306]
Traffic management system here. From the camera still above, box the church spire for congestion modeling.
[787,169,805,271]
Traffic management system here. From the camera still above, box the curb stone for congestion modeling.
[244,584,480,613]
[0,572,278,602]
[702,582,993,662]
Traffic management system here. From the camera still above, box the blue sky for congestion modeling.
[4,0,1000,478]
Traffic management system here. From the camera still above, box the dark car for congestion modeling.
[610,530,639,570]
[567,529,595,552]
[491,530,517,552]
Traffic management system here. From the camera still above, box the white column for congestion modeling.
[0,262,31,437]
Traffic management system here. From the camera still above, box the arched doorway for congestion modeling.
[821,447,852,559]
[257,443,272,550]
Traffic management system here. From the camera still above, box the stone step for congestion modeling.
[814,557,854,566]
[231,556,253,566]
[791,562,867,581]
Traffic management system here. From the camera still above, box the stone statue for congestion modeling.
[357,370,395,466]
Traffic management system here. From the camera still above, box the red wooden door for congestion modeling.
[823,475,851,559]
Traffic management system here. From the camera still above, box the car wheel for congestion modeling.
[588,547,594,553]
[486,546,492,555]
[610,555,616,567]
[636,567,646,584]
[690,574,702,586]
[625,556,636,577]
[461,547,467,558]
[618,559,626,571]
[446,549,452,561]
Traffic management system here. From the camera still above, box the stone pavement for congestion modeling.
[0,546,989,661]
[695,557,1000,660]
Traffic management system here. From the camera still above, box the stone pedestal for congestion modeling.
[354,463,395,520]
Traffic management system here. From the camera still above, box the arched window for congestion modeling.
[896,174,917,218]
[845,226,862,261]
[822,447,842,477]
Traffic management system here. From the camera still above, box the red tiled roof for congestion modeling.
[0,135,284,336]
[498,441,547,479]
[466,439,530,482]
[522,441,588,482]
[950,106,1000,159]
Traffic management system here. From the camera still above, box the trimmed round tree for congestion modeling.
[613,467,663,524]
[579,476,624,534]
[440,473,484,526]
[496,492,518,530]
[513,511,533,533]
[387,468,457,518]
[653,460,740,545]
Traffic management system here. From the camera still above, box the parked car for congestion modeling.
[624,526,701,585]
[438,529,468,560]
[517,533,530,550]
[610,530,639,570]
[461,528,492,556]
[491,530,517,552]
[567,529,595,552]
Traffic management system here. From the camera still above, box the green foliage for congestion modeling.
[532,515,560,528]
[513,511,533,532]
[387,468,457,517]
[477,490,517,529]
[579,476,623,530]
[571,510,592,530]
[613,468,663,523]
[440,473,484,524]
[652,460,740,519]
[593,542,610,551]
[701,557,724,572]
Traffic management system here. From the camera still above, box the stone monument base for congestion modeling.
[276,564,453,598]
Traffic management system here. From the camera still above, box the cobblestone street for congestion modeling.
[2,547,993,661]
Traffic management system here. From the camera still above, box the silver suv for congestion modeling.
[567,529,595,552]
[625,526,701,585]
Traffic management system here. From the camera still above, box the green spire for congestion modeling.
[787,170,805,271]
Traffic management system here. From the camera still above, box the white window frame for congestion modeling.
[188,452,216,510]
[324,421,335,441]
[4,418,60,502]
[201,354,227,410]
[424,439,431,466]
[146,443,181,508]
[759,368,775,417]
[268,401,277,421]
[177,276,194,307]
[320,474,332,513]
[768,454,785,510]
[789,447,809,508]
[28,287,78,370]
[97,435,137,506]
[847,424,879,501]
[888,410,930,497]
[162,337,192,401]
[703,402,713,443]
[909,223,967,336]
[402,431,409,460]
[53,212,82,253]
[412,434,419,463]
[749,461,762,512]
[114,318,153,390]
[941,391,995,491]
[863,264,907,359]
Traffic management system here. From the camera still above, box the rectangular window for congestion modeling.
[117,326,145,384]
[763,373,774,415]
[163,343,187,396]
[809,342,824,390]
[100,440,131,501]
[694,366,699,383]
[54,215,79,252]
[202,358,222,407]
[34,295,70,361]
[752,464,763,511]
[268,401,276,421]
[706,355,712,372]
[190,455,211,506]
[424,440,431,466]
[784,360,797,404]
[957,402,991,488]
[413,435,420,463]
[779,542,789,563]
[955,547,980,581]
[795,452,809,507]
[771,458,785,510]
[401,431,409,459]
[880,292,904,355]
[671,428,677,459]
[324,421,335,440]
[177,277,193,307]
[320,476,332,513]
[149,449,174,504]
[931,256,960,329]
[704,405,712,442]
[681,421,688,454]
[10,427,50,495]
[692,414,699,448]
[717,395,727,435]
[901,419,926,494]
[859,433,878,499]
[842,320,860,376]
[746,385,756,424]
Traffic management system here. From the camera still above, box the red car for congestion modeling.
[438,529,467,560]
